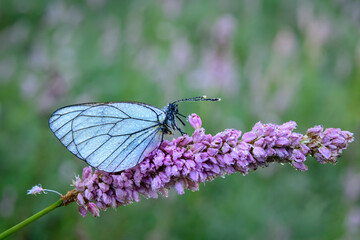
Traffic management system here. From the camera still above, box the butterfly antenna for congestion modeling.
[172,96,221,104]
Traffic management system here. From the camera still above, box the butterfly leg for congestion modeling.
[175,125,186,136]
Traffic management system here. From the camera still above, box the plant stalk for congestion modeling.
[0,199,63,240]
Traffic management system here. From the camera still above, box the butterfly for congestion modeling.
[49,96,220,172]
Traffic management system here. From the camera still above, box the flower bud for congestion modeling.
[188,113,202,129]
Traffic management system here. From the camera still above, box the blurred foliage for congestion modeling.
[0,0,359,239]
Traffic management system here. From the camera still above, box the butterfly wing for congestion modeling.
[49,102,165,172]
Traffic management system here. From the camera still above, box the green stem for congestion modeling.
[0,199,63,240]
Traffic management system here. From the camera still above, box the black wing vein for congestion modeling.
[95,135,133,169]
[110,128,160,172]
[136,129,160,165]
[73,122,120,133]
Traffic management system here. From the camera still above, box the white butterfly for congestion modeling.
[49,96,220,172]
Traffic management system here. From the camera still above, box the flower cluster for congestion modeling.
[73,114,354,217]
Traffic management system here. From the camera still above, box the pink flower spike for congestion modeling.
[71,115,354,217]
[188,113,202,129]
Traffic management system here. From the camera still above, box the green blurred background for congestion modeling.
[1,0,359,239]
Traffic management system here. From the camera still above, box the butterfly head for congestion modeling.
[162,96,220,136]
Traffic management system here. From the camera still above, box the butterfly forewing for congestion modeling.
[49,102,166,172]
[49,104,93,158]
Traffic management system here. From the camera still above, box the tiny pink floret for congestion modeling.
[27,185,44,195]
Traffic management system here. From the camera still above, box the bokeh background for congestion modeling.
[1,0,359,239]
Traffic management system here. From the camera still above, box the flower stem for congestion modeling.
[0,199,63,240]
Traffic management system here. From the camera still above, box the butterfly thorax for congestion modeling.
[162,103,179,135]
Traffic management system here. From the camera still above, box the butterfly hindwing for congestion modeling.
[49,102,165,172]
